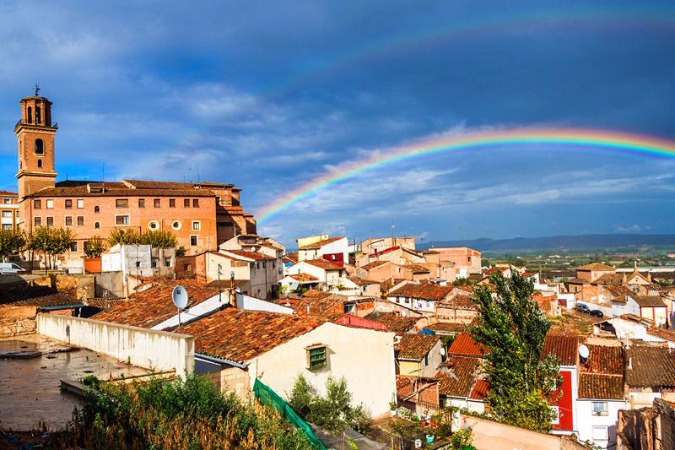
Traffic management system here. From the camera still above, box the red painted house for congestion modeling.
[542,334,581,433]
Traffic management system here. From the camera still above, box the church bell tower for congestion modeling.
[15,85,58,201]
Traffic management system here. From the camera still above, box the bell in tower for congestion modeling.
[15,85,58,201]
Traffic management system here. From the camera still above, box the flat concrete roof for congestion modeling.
[0,334,154,431]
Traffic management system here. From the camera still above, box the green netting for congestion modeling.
[253,378,327,450]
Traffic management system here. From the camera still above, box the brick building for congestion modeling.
[0,190,19,231]
[13,90,256,259]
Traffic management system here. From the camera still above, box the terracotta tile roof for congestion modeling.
[124,179,233,190]
[389,283,454,302]
[0,284,77,307]
[631,295,666,308]
[396,376,440,408]
[304,259,342,271]
[30,180,216,198]
[626,345,675,387]
[578,373,624,400]
[179,309,324,363]
[360,260,391,271]
[282,295,345,317]
[0,190,17,196]
[396,334,439,361]
[288,273,319,282]
[469,379,489,400]
[297,236,345,250]
[403,264,430,274]
[581,344,623,375]
[438,356,481,398]
[438,295,477,311]
[221,249,274,261]
[448,333,485,357]
[347,276,379,286]
[284,253,298,264]
[334,314,389,331]
[428,322,467,334]
[302,289,331,299]
[93,280,219,329]
[577,263,615,271]
[592,273,623,286]
[542,334,581,366]
[364,311,417,333]
[371,246,400,257]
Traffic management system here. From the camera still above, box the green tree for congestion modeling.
[468,270,561,432]
[28,227,75,269]
[0,229,26,261]
[84,236,107,258]
[107,228,140,246]
[139,230,178,249]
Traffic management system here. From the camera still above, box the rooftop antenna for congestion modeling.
[172,285,189,328]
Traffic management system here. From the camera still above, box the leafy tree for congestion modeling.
[0,229,26,261]
[289,375,369,435]
[139,230,178,249]
[468,270,561,432]
[84,236,107,258]
[107,228,140,246]
[27,227,75,269]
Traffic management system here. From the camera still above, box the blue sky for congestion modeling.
[1,1,675,246]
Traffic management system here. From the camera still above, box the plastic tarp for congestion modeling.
[252,378,327,450]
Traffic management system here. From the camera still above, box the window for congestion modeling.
[184,199,190,207]
[46,217,54,227]
[94,222,100,229]
[34,199,41,209]
[154,198,160,208]
[77,199,84,209]
[34,217,41,227]
[35,138,44,155]
[37,160,43,168]
[138,199,145,208]
[46,199,54,209]
[77,216,84,226]
[116,199,128,208]
[115,215,130,225]
[192,198,199,208]
[94,205,100,213]
[190,235,198,246]
[171,220,181,230]
[592,402,608,416]
[592,426,609,441]
[2,211,11,218]
[148,220,159,230]
[169,199,176,208]
[306,345,327,370]
[192,221,200,231]
[65,216,73,226]
[65,199,72,209]
[2,224,11,230]
[70,241,77,252]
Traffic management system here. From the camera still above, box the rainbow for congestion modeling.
[255,127,675,224]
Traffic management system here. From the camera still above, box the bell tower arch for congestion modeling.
[15,85,58,200]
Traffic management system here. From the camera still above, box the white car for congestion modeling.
[0,263,26,274]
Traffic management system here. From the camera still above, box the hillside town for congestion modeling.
[3,93,675,450]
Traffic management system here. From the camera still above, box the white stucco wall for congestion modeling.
[576,399,625,449]
[250,322,396,418]
[37,313,194,378]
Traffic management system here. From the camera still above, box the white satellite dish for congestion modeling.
[172,285,189,310]
[578,344,590,359]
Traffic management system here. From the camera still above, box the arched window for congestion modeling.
[94,222,100,229]
[27,107,33,124]
[36,107,41,125]
[35,139,44,155]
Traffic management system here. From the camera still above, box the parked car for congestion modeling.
[575,303,590,314]
[0,262,26,274]
[590,309,604,318]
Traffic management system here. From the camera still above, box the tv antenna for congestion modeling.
[172,285,189,328]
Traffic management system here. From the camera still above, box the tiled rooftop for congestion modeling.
[389,283,454,302]
[363,311,417,333]
[438,356,481,398]
[542,334,581,366]
[297,236,345,250]
[578,373,624,400]
[179,309,324,363]
[360,260,391,271]
[0,284,77,307]
[304,259,343,271]
[93,280,219,329]
[631,295,666,308]
[447,333,485,357]
[577,263,615,271]
[626,345,675,387]
[581,344,623,375]
[396,334,439,361]
[221,249,274,261]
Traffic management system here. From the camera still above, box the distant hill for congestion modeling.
[421,234,675,253]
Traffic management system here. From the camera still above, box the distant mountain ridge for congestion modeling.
[421,234,675,252]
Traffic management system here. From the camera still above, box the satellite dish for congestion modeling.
[440,346,447,356]
[578,344,590,359]
[172,285,189,310]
